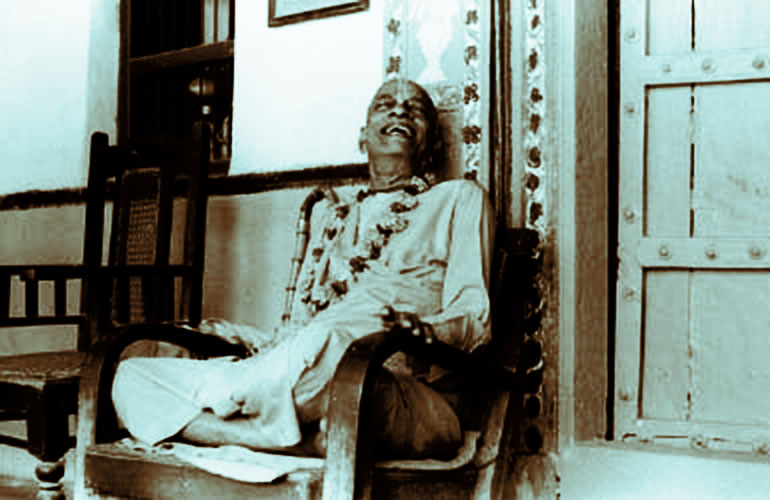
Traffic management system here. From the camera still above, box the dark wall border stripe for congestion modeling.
[208,163,368,196]
[0,163,369,211]
[0,188,87,211]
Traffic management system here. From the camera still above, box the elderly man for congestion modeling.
[113,79,494,459]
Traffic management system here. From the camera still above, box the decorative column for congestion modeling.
[523,0,546,234]
[383,0,487,185]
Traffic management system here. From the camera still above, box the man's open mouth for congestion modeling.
[381,124,414,138]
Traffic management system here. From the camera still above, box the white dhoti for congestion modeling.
[112,277,441,448]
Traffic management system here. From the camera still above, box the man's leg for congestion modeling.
[369,370,463,460]
[180,412,254,446]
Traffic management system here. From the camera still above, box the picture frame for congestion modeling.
[269,0,369,27]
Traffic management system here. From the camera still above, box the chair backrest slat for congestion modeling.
[82,133,109,269]
[182,130,210,326]
[24,278,38,319]
[109,167,165,325]
[54,278,67,318]
[489,228,539,359]
[0,273,10,321]
[80,132,111,349]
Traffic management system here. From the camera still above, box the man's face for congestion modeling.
[362,80,435,165]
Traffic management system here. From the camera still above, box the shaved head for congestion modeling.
[361,79,443,182]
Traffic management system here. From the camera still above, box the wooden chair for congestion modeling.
[75,172,541,499]
[0,130,212,499]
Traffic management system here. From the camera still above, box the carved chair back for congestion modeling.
[96,134,210,337]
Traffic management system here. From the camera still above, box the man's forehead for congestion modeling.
[372,80,430,103]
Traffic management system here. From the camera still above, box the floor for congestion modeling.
[0,476,75,500]
[0,442,75,500]
[4,442,770,499]
[559,441,770,500]
[0,477,37,499]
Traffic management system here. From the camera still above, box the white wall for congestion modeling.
[0,0,119,195]
[0,0,382,192]
[230,0,384,174]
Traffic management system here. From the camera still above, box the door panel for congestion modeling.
[646,0,691,55]
[693,82,770,237]
[640,270,690,421]
[690,271,770,426]
[618,0,770,450]
[695,0,770,51]
[645,86,692,237]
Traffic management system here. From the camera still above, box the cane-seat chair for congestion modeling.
[0,130,213,498]
[74,173,541,499]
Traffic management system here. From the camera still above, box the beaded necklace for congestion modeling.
[299,176,430,315]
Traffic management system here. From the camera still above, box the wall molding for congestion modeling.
[0,164,369,211]
[0,188,87,211]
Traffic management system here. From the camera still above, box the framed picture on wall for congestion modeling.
[269,0,369,27]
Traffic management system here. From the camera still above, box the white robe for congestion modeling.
[112,179,494,448]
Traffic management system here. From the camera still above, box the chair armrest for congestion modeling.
[392,334,519,390]
[78,323,248,446]
[322,330,391,500]
[322,329,520,500]
[98,322,250,359]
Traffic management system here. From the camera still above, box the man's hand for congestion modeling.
[380,305,435,344]
[195,319,262,354]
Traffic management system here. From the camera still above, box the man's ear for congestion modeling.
[358,126,367,153]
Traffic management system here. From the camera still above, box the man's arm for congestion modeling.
[382,181,495,352]
[424,181,495,351]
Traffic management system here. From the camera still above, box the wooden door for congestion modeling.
[617,0,770,452]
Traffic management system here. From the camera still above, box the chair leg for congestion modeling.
[34,458,65,500]
[27,386,73,500]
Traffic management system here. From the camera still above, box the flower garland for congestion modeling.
[298,176,430,315]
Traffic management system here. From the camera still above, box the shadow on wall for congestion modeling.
[203,188,318,330]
